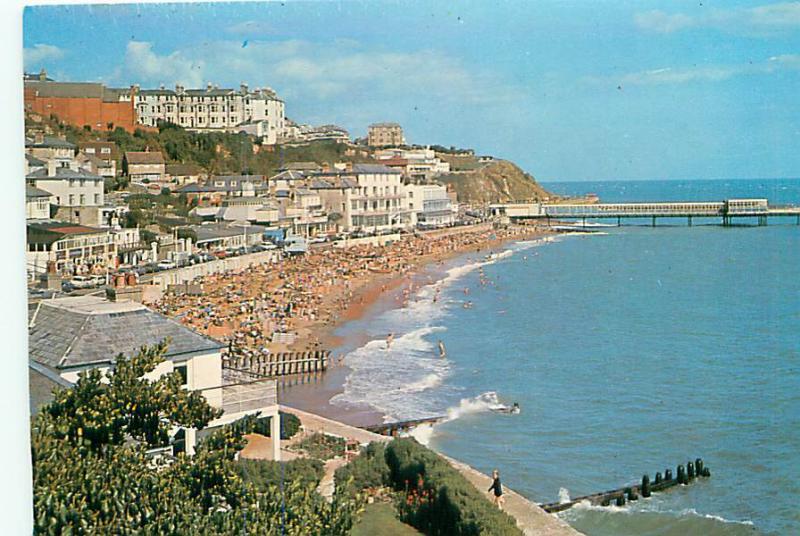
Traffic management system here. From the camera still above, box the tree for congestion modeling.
[42,342,219,450]
[31,344,364,534]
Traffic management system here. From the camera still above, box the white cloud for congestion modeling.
[23,44,64,69]
[109,38,520,119]
[634,11,695,34]
[635,2,800,35]
[590,55,800,87]
[122,41,205,87]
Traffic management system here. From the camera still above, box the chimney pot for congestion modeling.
[47,160,57,177]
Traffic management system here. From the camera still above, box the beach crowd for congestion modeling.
[154,224,543,364]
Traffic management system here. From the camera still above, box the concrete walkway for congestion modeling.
[441,454,583,536]
[280,404,391,445]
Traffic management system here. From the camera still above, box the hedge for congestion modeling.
[337,439,521,536]
[238,458,325,491]
[385,439,521,536]
[335,442,391,497]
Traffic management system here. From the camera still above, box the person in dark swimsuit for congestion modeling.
[488,469,505,508]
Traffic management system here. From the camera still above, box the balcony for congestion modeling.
[208,368,278,415]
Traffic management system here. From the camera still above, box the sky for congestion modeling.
[21,0,800,182]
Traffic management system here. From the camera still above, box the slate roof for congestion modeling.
[280,162,322,172]
[193,223,268,242]
[308,176,358,189]
[352,163,402,174]
[125,151,165,165]
[26,185,53,198]
[28,296,225,370]
[25,136,76,149]
[26,153,46,167]
[166,163,204,176]
[26,167,104,181]
[270,170,306,181]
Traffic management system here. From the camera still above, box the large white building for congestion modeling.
[349,164,413,231]
[406,183,456,228]
[133,83,286,145]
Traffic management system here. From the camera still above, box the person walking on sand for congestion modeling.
[386,332,394,349]
[488,469,505,509]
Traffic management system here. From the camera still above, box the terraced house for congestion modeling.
[133,82,286,144]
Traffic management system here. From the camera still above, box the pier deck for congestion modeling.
[491,198,800,226]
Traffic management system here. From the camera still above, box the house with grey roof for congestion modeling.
[28,295,281,457]
[26,162,105,226]
[124,151,166,182]
[26,185,53,219]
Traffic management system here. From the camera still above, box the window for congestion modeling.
[94,194,100,204]
[101,147,111,154]
[174,364,188,386]
[85,147,95,154]
[80,194,86,205]
[69,194,75,205]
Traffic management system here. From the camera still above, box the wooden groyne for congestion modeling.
[223,350,330,377]
[540,458,711,513]
[363,415,447,436]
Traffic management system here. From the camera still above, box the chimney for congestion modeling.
[207,82,213,91]
[240,82,248,94]
[39,68,47,81]
[47,159,57,177]
[159,83,165,90]
[175,84,184,94]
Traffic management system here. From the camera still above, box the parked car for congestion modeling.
[61,281,76,293]
[90,275,107,286]
[213,250,227,259]
[69,275,96,289]
[157,260,177,271]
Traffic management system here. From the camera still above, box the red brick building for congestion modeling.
[24,71,138,132]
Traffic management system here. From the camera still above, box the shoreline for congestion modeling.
[279,223,554,427]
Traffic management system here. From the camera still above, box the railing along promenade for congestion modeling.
[491,199,800,226]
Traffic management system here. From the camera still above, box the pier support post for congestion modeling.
[652,216,656,227]
[617,216,621,227]
[641,474,651,498]
[688,216,692,227]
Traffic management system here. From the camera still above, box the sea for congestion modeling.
[327,178,800,536]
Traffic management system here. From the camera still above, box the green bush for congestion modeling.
[290,432,346,461]
[335,442,391,498]
[385,439,521,536]
[252,411,301,440]
[238,458,325,491]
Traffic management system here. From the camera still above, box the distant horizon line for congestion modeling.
[540,176,800,184]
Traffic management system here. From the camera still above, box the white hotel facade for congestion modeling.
[130,83,286,145]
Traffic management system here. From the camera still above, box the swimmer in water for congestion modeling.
[438,340,447,359]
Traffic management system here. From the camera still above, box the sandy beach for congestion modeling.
[153,222,552,427]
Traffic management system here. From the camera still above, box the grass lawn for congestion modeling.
[350,502,421,536]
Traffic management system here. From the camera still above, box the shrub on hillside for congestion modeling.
[335,442,391,497]
[238,458,325,491]
[385,438,521,536]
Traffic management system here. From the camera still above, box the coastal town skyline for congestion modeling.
[23,0,800,182]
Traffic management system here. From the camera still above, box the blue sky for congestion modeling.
[22,1,800,181]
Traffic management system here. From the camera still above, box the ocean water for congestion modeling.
[330,178,800,535]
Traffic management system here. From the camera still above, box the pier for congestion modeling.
[363,415,447,436]
[491,198,800,226]
[539,458,711,514]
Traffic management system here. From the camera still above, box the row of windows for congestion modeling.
[64,193,101,205]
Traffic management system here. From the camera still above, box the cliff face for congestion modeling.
[437,160,555,205]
